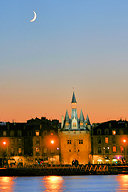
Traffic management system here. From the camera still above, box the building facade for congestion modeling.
[59,92,91,164]
[92,120,128,164]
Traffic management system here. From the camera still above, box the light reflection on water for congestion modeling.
[116,175,128,191]
[42,176,64,192]
[0,175,128,191]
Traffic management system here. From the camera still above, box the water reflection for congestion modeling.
[0,177,15,192]
[116,175,128,191]
[42,176,64,192]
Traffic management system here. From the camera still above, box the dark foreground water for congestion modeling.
[0,175,128,192]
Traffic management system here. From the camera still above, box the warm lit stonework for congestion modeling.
[59,92,91,164]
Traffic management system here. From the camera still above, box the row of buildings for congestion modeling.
[0,92,128,165]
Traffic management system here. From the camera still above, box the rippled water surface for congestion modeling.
[0,175,128,192]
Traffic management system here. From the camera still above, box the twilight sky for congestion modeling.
[1,0,128,123]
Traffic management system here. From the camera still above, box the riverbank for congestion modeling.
[0,165,128,176]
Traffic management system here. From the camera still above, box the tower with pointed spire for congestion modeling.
[59,92,91,165]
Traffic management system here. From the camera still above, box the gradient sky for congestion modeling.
[1,0,128,123]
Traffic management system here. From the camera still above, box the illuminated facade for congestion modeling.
[92,120,128,164]
[59,92,91,164]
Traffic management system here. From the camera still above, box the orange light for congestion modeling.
[3,141,6,145]
[123,139,126,143]
[112,130,116,135]
[51,140,54,144]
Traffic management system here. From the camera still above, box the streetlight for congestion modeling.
[50,140,54,164]
[123,139,127,163]
[51,140,54,145]
[2,141,8,167]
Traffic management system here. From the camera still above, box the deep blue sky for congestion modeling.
[1,0,128,122]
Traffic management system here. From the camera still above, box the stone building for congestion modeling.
[59,92,91,165]
[92,120,128,164]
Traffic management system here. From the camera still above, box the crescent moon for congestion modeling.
[30,11,37,22]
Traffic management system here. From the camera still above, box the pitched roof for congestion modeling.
[71,92,77,103]
[86,114,91,125]
[80,109,84,122]
[65,110,69,121]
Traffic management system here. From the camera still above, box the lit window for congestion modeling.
[80,122,83,126]
[73,123,76,127]
[18,148,22,154]
[3,131,6,137]
[113,146,116,152]
[79,140,83,144]
[112,130,116,135]
[66,122,69,127]
[36,131,39,136]
[105,137,108,144]
[36,147,39,152]
[67,140,71,144]
[120,146,124,153]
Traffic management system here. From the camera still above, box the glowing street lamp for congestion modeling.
[51,140,54,144]
[3,141,7,145]
[123,139,127,163]
[123,139,126,143]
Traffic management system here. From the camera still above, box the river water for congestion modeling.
[0,175,128,192]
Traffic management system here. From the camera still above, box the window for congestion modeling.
[73,122,76,127]
[98,147,101,154]
[43,131,47,136]
[36,131,39,136]
[97,129,101,135]
[78,149,80,152]
[80,122,83,126]
[120,146,124,153]
[105,137,108,144]
[10,130,14,137]
[67,140,71,144]
[105,129,109,135]
[112,136,116,144]
[105,147,109,154]
[17,130,22,137]
[10,148,14,156]
[18,148,22,154]
[18,139,22,145]
[79,140,83,144]
[10,139,15,145]
[3,131,6,137]
[36,147,39,152]
[112,130,116,135]
[97,137,101,144]
[43,148,47,154]
[69,149,71,152]
[51,148,54,153]
[36,138,40,144]
[113,146,116,153]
